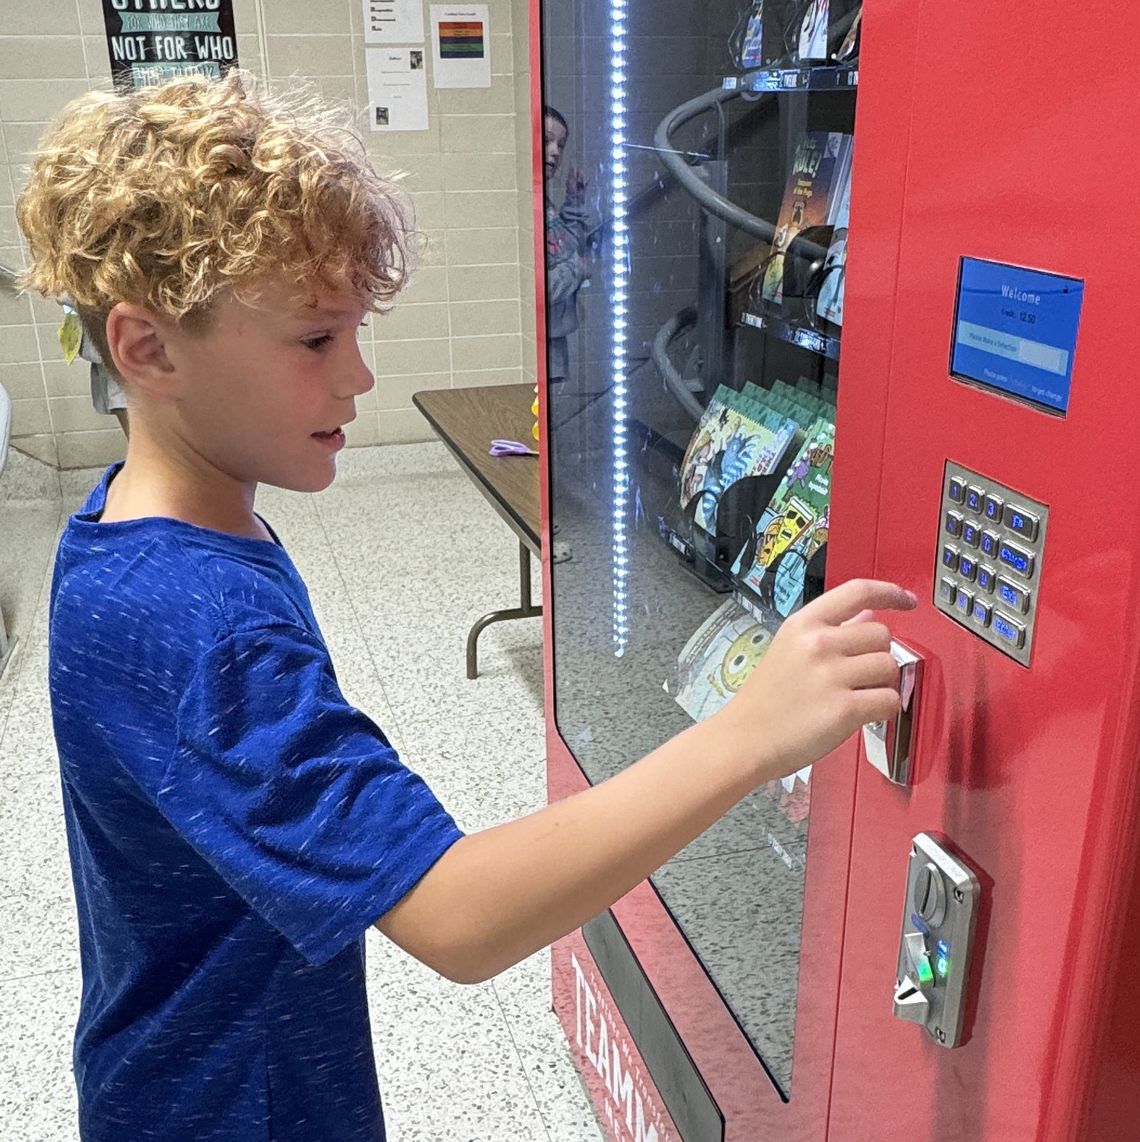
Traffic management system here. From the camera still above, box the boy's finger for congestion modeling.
[840,608,875,627]
[838,650,900,692]
[806,579,917,627]
[847,687,906,726]
[834,621,892,656]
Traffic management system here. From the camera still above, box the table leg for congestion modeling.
[466,541,542,679]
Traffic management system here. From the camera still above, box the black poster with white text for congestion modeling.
[101,0,238,91]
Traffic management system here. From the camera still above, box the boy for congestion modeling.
[17,74,913,1141]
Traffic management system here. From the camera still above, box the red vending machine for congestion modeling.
[534,2,1140,1140]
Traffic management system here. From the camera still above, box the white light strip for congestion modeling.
[610,0,629,656]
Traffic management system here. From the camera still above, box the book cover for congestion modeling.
[815,141,853,327]
[761,132,853,305]
[671,599,774,723]
[738,0,800,68]
[732,419,835,616]
[798,0,830,62]
[679,387,799,536]
[740,8,765,68]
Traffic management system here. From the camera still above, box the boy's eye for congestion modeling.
[302,334,333,351]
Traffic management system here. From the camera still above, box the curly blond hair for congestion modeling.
[17,72,413,371]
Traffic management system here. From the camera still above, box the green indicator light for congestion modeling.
[917,958,934,984]
[936,957,950,978]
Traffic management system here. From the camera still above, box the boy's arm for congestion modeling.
[377,579,914,984]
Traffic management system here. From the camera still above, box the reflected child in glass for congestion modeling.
[542,106,599,385]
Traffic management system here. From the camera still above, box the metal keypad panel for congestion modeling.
[934,461,1048,667]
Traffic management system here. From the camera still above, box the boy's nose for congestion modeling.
[346,346,375,397]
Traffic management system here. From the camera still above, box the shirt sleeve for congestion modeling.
[160,623,464,966]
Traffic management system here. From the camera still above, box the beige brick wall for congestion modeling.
[0,0,539,469]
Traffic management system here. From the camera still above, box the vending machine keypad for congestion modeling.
[935,461,1048,667]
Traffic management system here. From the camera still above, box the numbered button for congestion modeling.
[972,599,993,627]
[944,511,963,538]
[955,589,975,616]
[1003,504,1040,542]
[942,546,960,572]
[996,576,1031,614]
[992,612,1026,649]
[938,578,957,606]
[976,565,996,594]
[947,476,967,503]
[958,555,978,583]
[965,485,985,513]
[983,494,1004,523]
[998,540,1035,580]
[980,530,1000,558]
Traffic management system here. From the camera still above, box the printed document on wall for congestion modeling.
[363,0,425,44]
[366,47,429,131]
[430,5,491,88]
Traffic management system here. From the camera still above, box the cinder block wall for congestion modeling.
[0,0,540,470]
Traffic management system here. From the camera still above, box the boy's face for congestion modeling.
[158,276,375,495]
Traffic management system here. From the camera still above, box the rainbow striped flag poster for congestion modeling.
[439,20,484,58]
[431,5,491,88]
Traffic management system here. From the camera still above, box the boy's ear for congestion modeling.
[104,303,177,398]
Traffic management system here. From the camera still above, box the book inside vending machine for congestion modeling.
[535,1,1140,1140]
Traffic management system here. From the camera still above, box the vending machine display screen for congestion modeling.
[950,258,1083,415]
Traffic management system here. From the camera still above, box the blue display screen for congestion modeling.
[951,258,1083,415]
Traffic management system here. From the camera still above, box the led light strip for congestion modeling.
[610,0,629,656]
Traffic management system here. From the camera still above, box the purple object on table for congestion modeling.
[489,439,538,457]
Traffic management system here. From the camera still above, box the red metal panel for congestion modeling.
[829,4,1140,1140]
[552,924,683,1141]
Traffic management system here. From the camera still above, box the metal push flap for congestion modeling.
[862,641,924,785]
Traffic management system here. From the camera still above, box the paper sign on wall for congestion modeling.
[100,0,238,91]
[366,47,429,131]
[363,0,425,45]
[430,5,491,88]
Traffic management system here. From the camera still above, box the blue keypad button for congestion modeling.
[965,485,984,513]
[942,545,960,572]
[983,495,1004,522]
[958,555,977,582]
[972,600,992,627]
[992,612,1026,649]
[944,511,963,537]
[981,531,1000,557]
[955,589,975,615]
[996,576,1030,614]
[947,477,967,503]
[1003,504,1040,542]
[938,578,957,606]
[961,520,981,548]
[976,565,996,593]
[998,540,1035,579]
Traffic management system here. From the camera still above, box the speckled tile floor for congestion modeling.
[0,443,604,1142]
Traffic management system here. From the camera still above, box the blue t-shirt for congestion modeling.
[50,464,464,1141]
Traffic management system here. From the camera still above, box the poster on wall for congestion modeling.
[363,0,425,45]
[430,5,491,89]
[101,0,238,91]
[365,47,429,131]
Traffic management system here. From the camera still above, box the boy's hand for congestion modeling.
[566,167,588,197]
[714,579,918,780]
[379,577,916,984]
